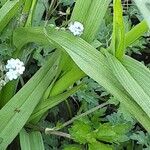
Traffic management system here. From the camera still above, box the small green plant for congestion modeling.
[0,0,150,149]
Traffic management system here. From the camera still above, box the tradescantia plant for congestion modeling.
[0,0,150,149]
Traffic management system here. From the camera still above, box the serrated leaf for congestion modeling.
[69,120,93,144]
[95,123,131,144]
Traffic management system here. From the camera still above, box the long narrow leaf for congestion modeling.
[110,0,125,59]
[125,20,148,48]
[0,0,21,32]
[71,0,92,23]
[13,27,150,131]
[82,0,111,42]
[122,56,150,98]
[105,51,150,119]
[0,51,60,149]
[134,0,150,29]
[29,84,84,123]
[20,128,44,150]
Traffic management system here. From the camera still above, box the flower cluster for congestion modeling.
[68,21,84,36]
[5,58,25,81]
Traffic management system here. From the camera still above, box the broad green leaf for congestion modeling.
[105,51,150,119]
[0,0,21,32]
[122,56,150,98]
[82,0,111,42]
[0,80,18,107]
[0,51,60,149]
[71,0,110,43]
[71,0,92,23]
[43,28,150,131]
[134,0,150,29]
[20,128,44,150]
[110,0,125,59]
[13,27,150,131]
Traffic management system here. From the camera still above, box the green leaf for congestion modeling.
[122,56,150,98]
[45,28,150,131]
[134,0,150,29]
[88,141,113,150]
[63,144,82,150]
[0,0,21,32]
[29,83,84,123]
[71,0,92,23]
[32,0,48,26]
[69,120,93,144]
[110,0,125,59]
[0,51,60,149]
[82,0,111,42]
[20,128,44,150]
[71,0,110,43]
[105,51,150,120]
[95,123,131,143]
[125,20,148,48]
[130,131,150,147]
[13,27,150,132]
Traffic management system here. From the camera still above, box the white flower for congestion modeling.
[6,69,18,81]
[5,58,25,81]
[68,21,84,36]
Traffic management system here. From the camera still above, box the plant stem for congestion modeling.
[45,129,72,139]
[56,102,108,130]
[26,124,72,139]
[44,0,58,27]
[26,102,108,139]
